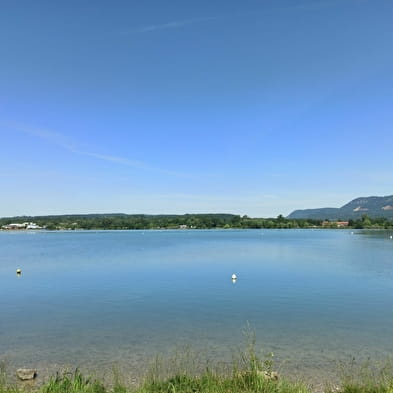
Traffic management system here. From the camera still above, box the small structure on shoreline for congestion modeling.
[322,221,349,228]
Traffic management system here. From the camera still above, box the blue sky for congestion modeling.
[1,0,392,217]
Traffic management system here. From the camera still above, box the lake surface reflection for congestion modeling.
[1,229,393,381]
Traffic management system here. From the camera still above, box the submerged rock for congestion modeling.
[16,368,37,380]
[268,371,279,380]
[257,370,279,381]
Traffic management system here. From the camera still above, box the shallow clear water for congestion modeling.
[1,229,393,381]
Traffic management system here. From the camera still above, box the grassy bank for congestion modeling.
[2,346,393,393]
[2,365,393,393]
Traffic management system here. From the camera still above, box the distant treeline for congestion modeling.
[1,213,393,230]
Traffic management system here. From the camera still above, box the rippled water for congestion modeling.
[1,229,393,381]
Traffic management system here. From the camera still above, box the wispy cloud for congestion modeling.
[121,2,345,36]
[125,16,217,34]
[10,123,75,150]
[5,122,195,178]
[0,170,58,178]
[277,0,343,12]
[71,149,147,169]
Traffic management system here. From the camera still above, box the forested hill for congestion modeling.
[287,195,393,220]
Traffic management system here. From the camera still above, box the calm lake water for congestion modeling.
[1,229,393,382]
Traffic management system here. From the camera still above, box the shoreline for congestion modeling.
[1,213,392,231]
[1,355,392,393]
[2,343,392,391]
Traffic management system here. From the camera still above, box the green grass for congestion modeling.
[1,346,393,393]
[333,357,393,393]
[0,368,311,393]
[41,372,107,393]
[0,342,310,393]
[138,370,310,393]
[1,364,393,393]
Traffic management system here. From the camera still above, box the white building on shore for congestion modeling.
[1,222,43,230]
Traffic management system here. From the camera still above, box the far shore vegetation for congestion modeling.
[1,214,393,231]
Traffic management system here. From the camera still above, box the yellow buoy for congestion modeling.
[16,268,22,275]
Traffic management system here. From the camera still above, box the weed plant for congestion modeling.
[334,357,393,393]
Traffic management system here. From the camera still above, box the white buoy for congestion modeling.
[231,273,237,280]
[390,235,392,239]
[16,268,21,275]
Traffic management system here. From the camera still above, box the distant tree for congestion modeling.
[361,214,372,228]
